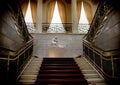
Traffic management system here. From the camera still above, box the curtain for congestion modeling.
[47,0,56,24]
[57,0,66,30]
[57,0,66,24]
[77,0,82,22]
[83,1,92,24]
[30,0,37,25]
[20,0,29,17]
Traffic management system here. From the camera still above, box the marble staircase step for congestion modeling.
[84,74,100,78]
[20,75,37,80]
[82,70,96,74]
[22,71,38,75]
[87,78,105,83]
[18,80,35,85]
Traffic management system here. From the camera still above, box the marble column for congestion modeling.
[36,0,42,33]
[72,0,79,33]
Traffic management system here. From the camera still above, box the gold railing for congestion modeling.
[83,39,120,82]
[0,39,33,83]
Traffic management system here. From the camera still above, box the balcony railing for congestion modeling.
[26,23,36,33]
[78,24,90,34]
[26,23,90,34]
[42,23,72,33]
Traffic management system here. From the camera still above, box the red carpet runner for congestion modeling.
[35,58,88,85]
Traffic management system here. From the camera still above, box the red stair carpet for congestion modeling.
[35,58,88,85]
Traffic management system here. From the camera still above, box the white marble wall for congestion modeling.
[32,33,85,58]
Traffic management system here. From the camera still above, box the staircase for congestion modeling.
[35,57,88,85]
[74,57,107,85]
[17,56,108,85]
[17,57,43,85]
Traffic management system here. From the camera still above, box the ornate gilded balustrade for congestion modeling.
[86,0,113,42]
[26,23,36,33]
[26,23,90,33]
[83,0,120,83]
[78,24,90,34]
[42,23,72,33]
[42,23,89,33]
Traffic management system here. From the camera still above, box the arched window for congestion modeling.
[78,1,90,33]
[24,0,35,32]
[79,2,89,24]
[47,1,66,33]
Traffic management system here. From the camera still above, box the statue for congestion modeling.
[51,36,58,47]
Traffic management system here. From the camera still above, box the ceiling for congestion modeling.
[43,0,71,4]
